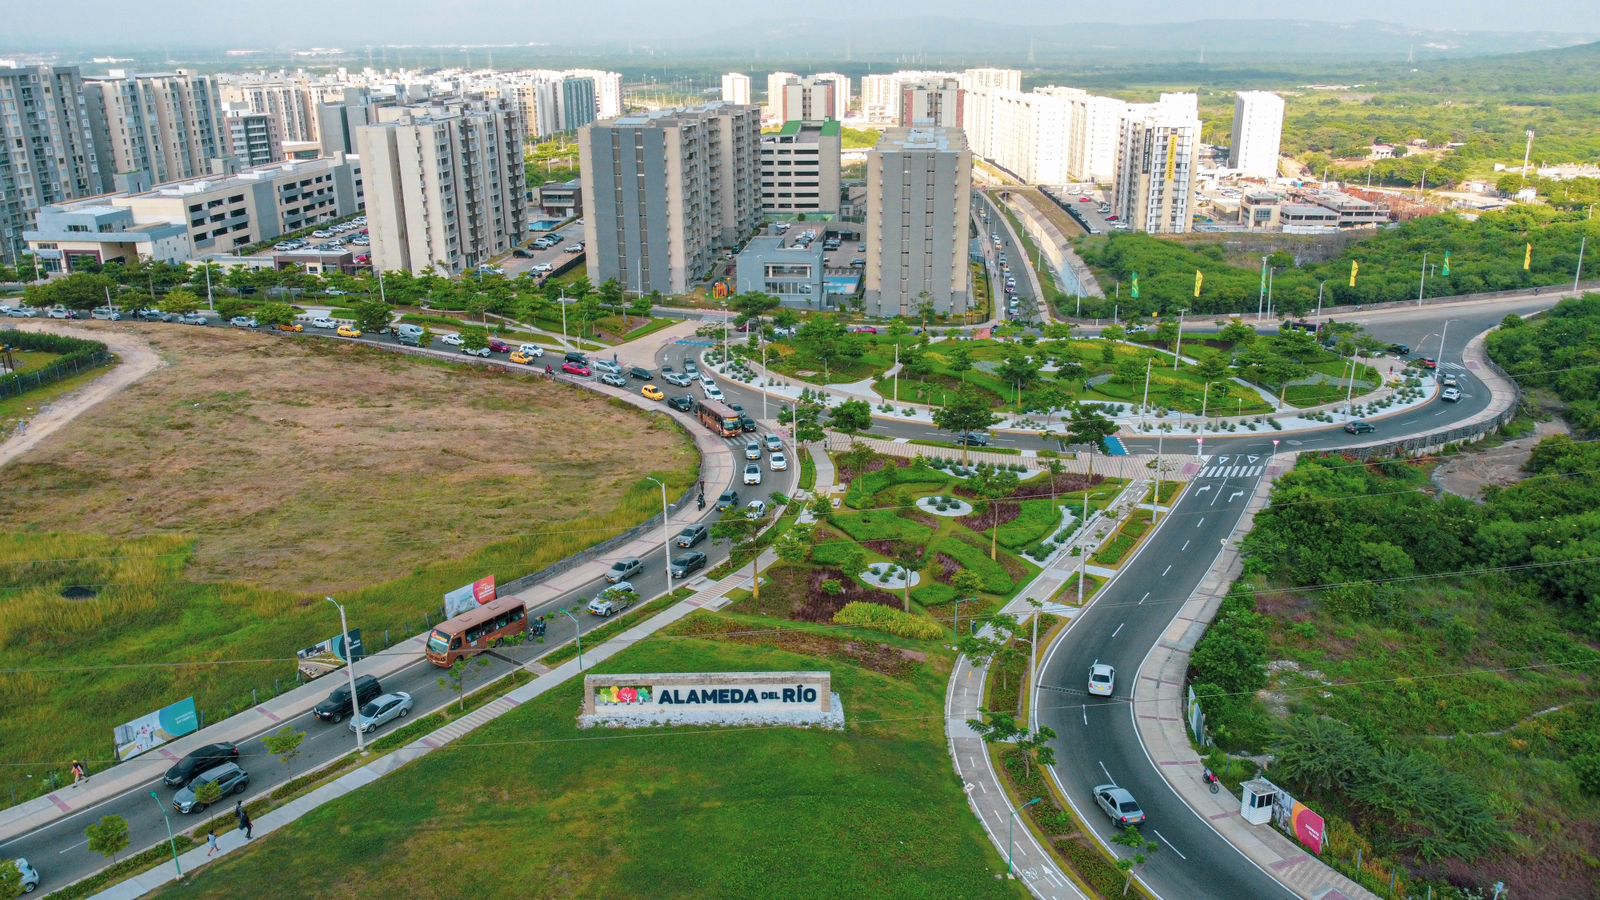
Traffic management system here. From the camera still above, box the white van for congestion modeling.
[517,343,544,358]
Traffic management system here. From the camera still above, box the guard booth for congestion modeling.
[1240,778,1279,825]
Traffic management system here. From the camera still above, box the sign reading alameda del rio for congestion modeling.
[580,671,844,730]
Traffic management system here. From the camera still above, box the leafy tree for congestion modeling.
[214,297,246,321]
[730,290,780,325]
[1154,317,1180,348]
[892,543,923,612]
[37,272,119,312]
[263,728,305,777]
[0,860,23,898]
[461,325,490,353]
[829,399,873,447]
[192,778,224,823]
[1030,383,1069,429]
[438,655,492,711]
[1102,324,1127,343]
[86,815,130,864]
[255,301,296,328]
[575,294,604,338]
[628,293,653,323]
[1112,826,1159,896]
[932,389,1000,465]
[946,344,974,383]
[464,293,492,323]
[1016,724,1057,780]
[795,315,849,379]
[597,278,625,315]
[352,297,392,334]
[996,348,1042,407]
[972,467,1021,559]
[775,523,814,565]
[159,289,203,317]
[1065,403,1118,476]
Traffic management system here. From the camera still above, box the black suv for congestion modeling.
[564,351,590,366]
[314,674,383,723]
[629,366,653,381]
[163,742,240,788]
[668,395,695,412]
[955,432,990,447]
[670,551,708,579]
[676,524,708,547]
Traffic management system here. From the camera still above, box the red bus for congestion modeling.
[425,596,528,667]
[696,398,741,438]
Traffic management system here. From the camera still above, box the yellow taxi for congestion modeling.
[641,384,665,401]
[276,322,303,333]
[510,351,535,365]
[336,324,362,338]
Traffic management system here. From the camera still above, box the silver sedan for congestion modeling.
[348,691,413,734]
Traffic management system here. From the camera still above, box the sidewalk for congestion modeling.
[0,349,739,846]
[1131,456,1376,900]
[97,554,765,899]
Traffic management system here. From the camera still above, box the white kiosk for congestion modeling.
[1240,778,1279,826]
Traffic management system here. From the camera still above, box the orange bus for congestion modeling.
[696,398,741,438]
[425,597,528,667]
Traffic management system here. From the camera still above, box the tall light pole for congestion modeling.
[1256,255,1267,320]
[1008,797,1043,877]
[1315,281,1325,323]
[558,608,583,670]
[1576,236,1587,293]
[1139,357,1152,425]
[1417,252,1428,305]
[644,476,674,595]
[324,597,364,753]
[559,289,568,343]
[1172,308,1188,371]
[150,790,183,881]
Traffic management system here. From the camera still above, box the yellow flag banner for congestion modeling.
[1524,243,1532,271]
[1193,270,1204,297]
[1349,260,1360,288]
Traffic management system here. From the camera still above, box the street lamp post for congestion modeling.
[1139,358,1152,425]
[1008,797,1043,877]
[1417,252,1428,305]
[559,290,568,343]
[1576,236,1587,293]
[150,790,183,881]
[1315,281,1325,324]
[1257,255,1267,320]
[644,476,674,595]
[559,608,583,670]
[324,597,364,753]
[1173,308,1188,370]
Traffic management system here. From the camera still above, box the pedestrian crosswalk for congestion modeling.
[1196,463,1265,479]
[1438,361,1466,372]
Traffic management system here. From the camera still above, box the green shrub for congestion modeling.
[1090,533,1136,566]
[812,540,856,566]
[831,510,934,543]
[844,463,950,508]
[930,536,1013,593]
[832,602,945,640]
[911,582,957,606]
[996,500,1062,550]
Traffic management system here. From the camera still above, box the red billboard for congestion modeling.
[444,575,498,617]
[473,575,497,604]
[1291,802,1326,855]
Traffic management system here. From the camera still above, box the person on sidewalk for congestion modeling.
[236,801,253,839]
[206,829,219,857]
[70,760,88,787]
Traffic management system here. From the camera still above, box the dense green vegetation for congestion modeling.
[1191,444,1600,897]
[524,135,580,188]
[1486,294,1600,434]
[1077,208,1598,317]
[164,616,1023,898]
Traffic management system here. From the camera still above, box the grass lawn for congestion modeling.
[3,349,61,375]
[0,355,117,433]
[0,327,697,800]
[165,616,1025,900]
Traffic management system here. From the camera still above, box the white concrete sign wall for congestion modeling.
[581,671,843,729]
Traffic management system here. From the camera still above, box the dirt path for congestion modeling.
[0,322,163,468]
[1433,418,1570,501]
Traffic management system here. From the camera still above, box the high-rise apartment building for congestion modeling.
[764,71,798,120]
[1039,88,1124,183]
[721,73,751,106]
[963,89,1070,185]
[1229,90,1284,179]
[579,103,761,296]
[560,77,597,132]
[779,76,836,123]
[812,73,851,120]
[317,87,391,156]
[900,76,963,128]
[82,70,226,193]
[1112,93,1200,234]
[564,69,623,119]
[759,120,841,216]
[0,65,102,266]
[220,76,319,143]
[863,127,972,318]
[960,67,1022,94]
[860,71,961,124]
[223,102,283,169]
[356,99,527,274]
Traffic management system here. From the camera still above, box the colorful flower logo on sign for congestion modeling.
[597,685,652,705]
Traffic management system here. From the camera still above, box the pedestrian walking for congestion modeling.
[237,805,253,840]
[70,760,88,787]
[206,830,219,857]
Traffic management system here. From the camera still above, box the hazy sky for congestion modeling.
[4,0,1594,47]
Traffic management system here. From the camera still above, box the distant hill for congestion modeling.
[1387,39,1600,93]
[697,18,1595,65]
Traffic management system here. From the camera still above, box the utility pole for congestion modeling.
[1576,236,1587,293]
[1418,252,1428,305]
[1173,308,1187,370]
[645,477,673,595]
[1140,357,1152,425]
[1256,255,1267,320]
[324,597,364,753]
[1315,281,1325,323]
[1522,130,1535,182]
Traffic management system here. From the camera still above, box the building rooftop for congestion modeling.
[875,126,967,153]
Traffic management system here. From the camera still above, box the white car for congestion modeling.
[564,244,585,254]
[312,230,333,238]
[764,434,783,452]
[517,343,544,358]
[705,385,725,402]
[1441,386,1462,402]
[769,451,788,471]
[1088,662,1116,697]
[664,372,693,387]
[745,499,767,519]
[4,305,40,318]
[530,263,554,274]
[46,307,71,319]
[743,463,762,486]
[440,333,464,346]
[310,316,337,329]
[348,692,413,734]
[12,857,39,893]
[745,441,762,460]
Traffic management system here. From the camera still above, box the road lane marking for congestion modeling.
[1083,705,1089,725]
[1161,565,1171,576]
[1181,540,1189,551]
[1196,517,1205,527]
[1229,490,1244,502]
[1099,761,1114,782]
[1139,591,1150,605]
[59,837,88,854]
[1112,622,1125,637]
[1151,828,1188,860]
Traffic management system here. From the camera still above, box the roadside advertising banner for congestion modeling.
[295,628,366,681]
[113,697,199,761]
[443,575,497,618]
[1290,802,1327,854]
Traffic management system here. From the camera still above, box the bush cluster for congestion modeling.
[832,601,944,640]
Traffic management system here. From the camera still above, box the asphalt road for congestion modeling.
[0,327,792,893]
[974,191,1040,326]
[1030,293,1558,898]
